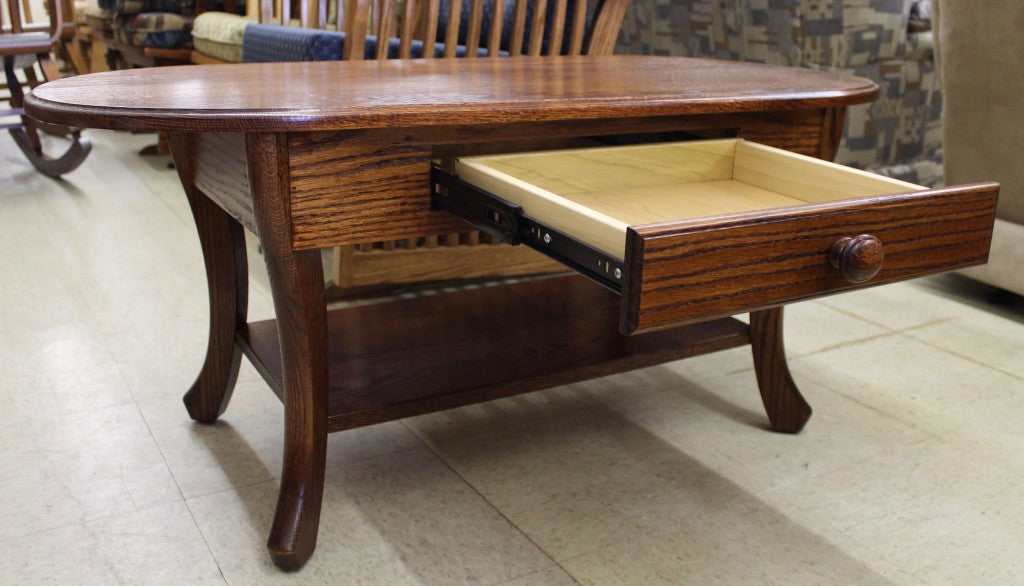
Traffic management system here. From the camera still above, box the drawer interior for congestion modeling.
[454,139,926,258]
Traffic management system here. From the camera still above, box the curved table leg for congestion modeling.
[749,307,812,433]
[248,133,328,571]
[169,133,248,423]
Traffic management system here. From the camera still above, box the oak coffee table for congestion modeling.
[26,56,999,570]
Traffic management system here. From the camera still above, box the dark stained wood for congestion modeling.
[237,275,753,431]
[193,133,255,233]
[170,132,250,422]
[740,105,843,437]
[749,307,811,434]
[817,107,846,161]
[828,234,885,284]
[287,131,456,249]
[736,108,835,157]
[621,183,1000,334]
[26,56,920,572]
[246,133,329,571]
[24,56,879,133]
[421,111,811,149]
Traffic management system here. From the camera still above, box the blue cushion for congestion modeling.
[242,24,315,62]
[99,0,244,16]
[241,24,496,63]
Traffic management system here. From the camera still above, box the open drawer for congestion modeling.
[432,139,999,334]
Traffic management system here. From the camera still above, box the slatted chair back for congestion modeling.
[2,0,61,42]
[253,0,628,59]
[243,0,631,296]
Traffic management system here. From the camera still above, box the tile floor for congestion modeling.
[2,130,1024,584]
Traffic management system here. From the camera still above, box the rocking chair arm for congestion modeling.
[45,0,63,46]
[6,0,63,44]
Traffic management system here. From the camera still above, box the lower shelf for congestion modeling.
[239,274,751,432]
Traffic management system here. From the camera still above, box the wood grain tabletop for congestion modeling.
[25,56,878,133]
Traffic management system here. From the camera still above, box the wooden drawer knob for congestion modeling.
[828,234,884,283]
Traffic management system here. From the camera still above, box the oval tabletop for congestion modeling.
[25,55,877,133]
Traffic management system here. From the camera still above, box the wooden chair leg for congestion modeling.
[248,133,329,571]
[4,57,41,152]
[749,307,812,433]
[169,133,248,422]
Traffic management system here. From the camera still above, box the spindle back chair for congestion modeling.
[247,0,630,296]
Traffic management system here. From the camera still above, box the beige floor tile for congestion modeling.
[778,299,890,358]
[560,511,891,585]
[791,333,1024,466]
[778,336,1024,578]
[904,307,1024,380]
[0,401,181,539]
[0,501,224,584]
[408,340,952,563]
[817,276,995,332]
[500,565,579,585]
[0,245,103,340]
[411,382,777,561]
[139,379,424,499]
[908,514,1024,583]
[188,448,554,584]
[103,316,211,401]
[48,337,137,412]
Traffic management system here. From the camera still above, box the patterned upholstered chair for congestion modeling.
[91,0,245,68]
[618,0,943,186]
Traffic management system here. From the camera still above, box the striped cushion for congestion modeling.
[192,11,254,62]
[113,12,192,48]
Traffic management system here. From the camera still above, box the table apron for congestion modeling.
[181,108,840,251]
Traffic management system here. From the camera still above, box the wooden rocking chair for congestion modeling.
[2,0,90,176]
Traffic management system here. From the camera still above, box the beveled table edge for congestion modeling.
[25,56,878,133]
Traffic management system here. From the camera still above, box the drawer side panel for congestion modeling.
[193,132,256,232]
[622,183,1000,334]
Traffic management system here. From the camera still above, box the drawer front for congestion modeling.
[449,139,999,336]
[622,184,999,333]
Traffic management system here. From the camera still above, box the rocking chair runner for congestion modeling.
[2,0,90,177]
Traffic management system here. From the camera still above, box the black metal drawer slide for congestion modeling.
[431,167,625,293]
